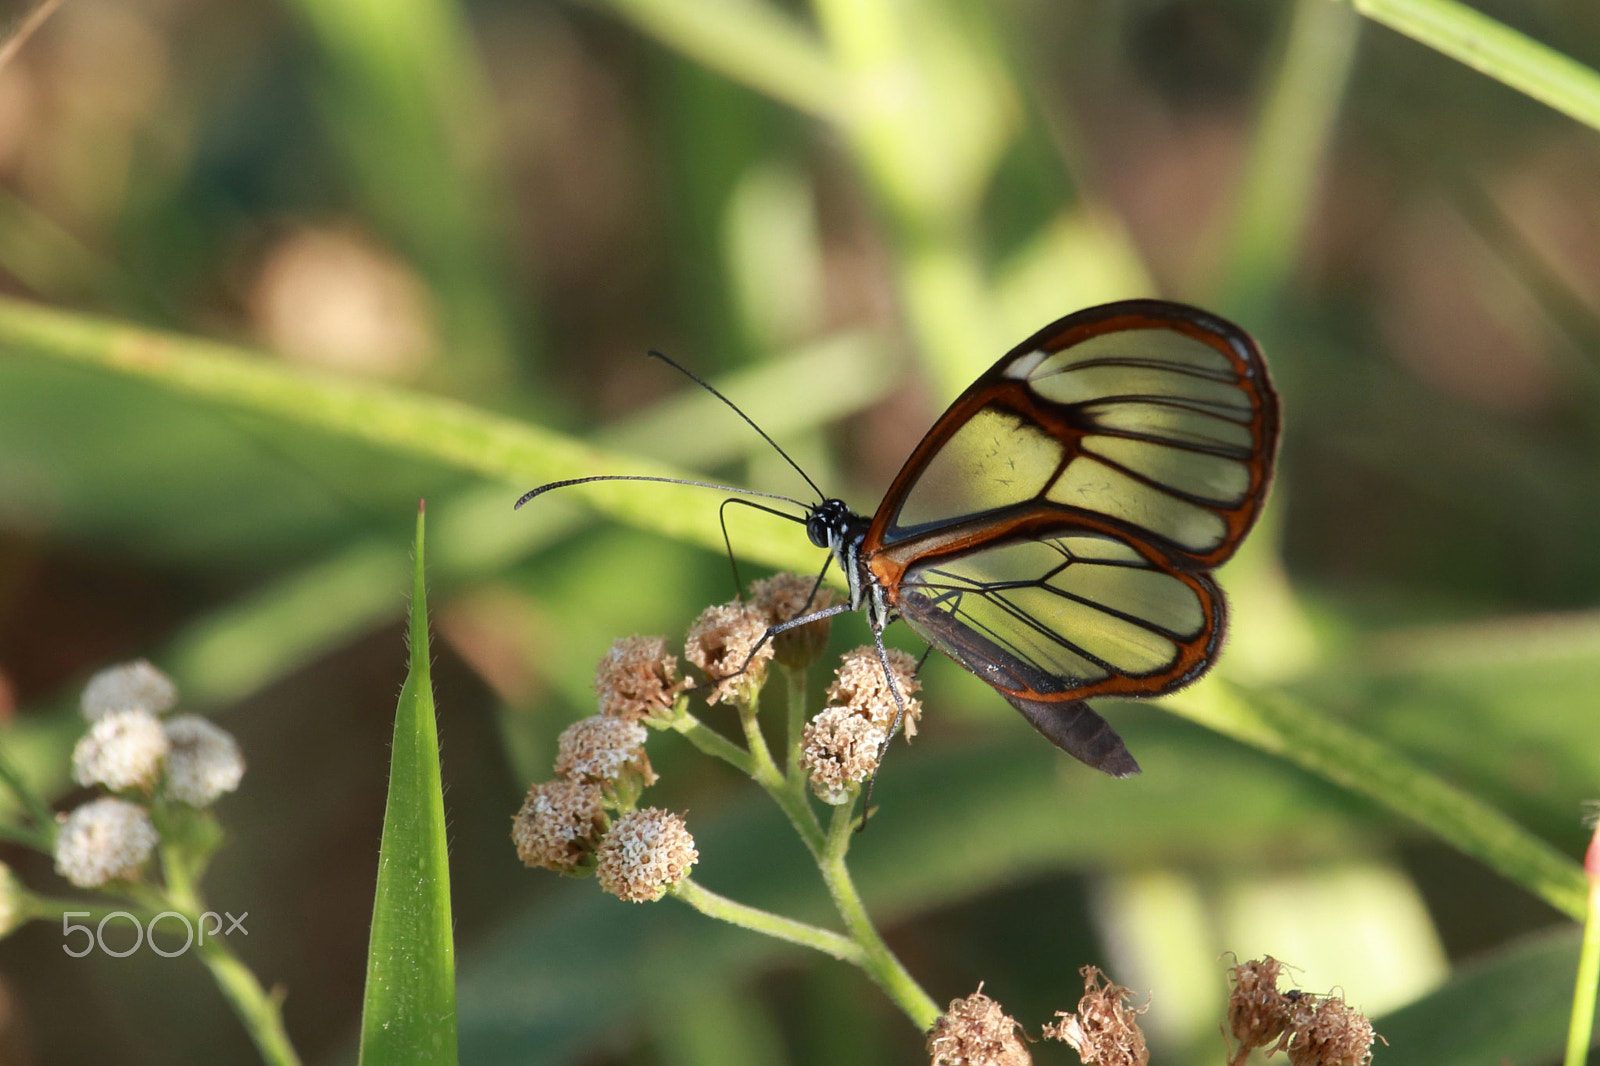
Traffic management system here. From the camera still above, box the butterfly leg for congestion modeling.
[705,601,857,691]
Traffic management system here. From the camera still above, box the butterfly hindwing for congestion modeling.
[882,521,1224,701]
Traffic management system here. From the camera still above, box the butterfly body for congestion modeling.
[802,298,1278,777]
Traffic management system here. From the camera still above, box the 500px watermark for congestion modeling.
[62,910,247,958]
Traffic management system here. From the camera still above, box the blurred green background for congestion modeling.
[0,0,1599,1062]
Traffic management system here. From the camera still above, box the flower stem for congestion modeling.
[815,802,940,1030]
[0,820,53,851]
[663,706,756,776]
[1564,826,1600,1066]
[784,666,808,788]
[736,690,783,788]
[195,934,303,1066]
[28,896,136,924]
[0,741,56,847]
[736,687,828,855]
[671,876,865,963]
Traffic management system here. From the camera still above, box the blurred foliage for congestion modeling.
[1,0,1600,1063]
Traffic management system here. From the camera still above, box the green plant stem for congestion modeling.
[736,689,782,788]
[196,934,304,1066]
[760,763,827,860]
[663,707,756,777]
[1219,0,1360,314]
[27,896,136,924]
[815,802,940,1030]
[784,666,807,789]
[1167,682,1587,918]
[1566,844,1600,1066]
[600,0,844,121]
[0,740,55,847]
[671,876,864,963]
[1346,0,1600,133]
[0,820,53,851]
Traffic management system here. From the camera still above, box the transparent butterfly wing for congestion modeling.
[872,300,1278,568]
[861,300,1277,767]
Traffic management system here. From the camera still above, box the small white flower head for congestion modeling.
[685,600,773,705]
[827,647,922,736]
[927,989,1032,1066]
[554,715,656,787]
[0,862,25,937]
[80,660,178,721]
[594,636,691,721]
[162,716,246,806]
[800,705,886,804]
[513,779,607,872]
[71,709,170,792]
[53,797,159,888]
[595,807,697,903]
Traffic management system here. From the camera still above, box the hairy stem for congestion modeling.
[672,876,864,963]
[816,802,940,1029]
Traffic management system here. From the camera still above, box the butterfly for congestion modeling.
[520,299,1280,776]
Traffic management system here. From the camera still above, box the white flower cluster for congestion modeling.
[55,661,247,888]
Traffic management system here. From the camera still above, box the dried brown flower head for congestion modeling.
[1281,994,1377,1066]
[827,646,922,736]
[800,705,887,804]
[554,715,657,787]
[512,779,606,872]
[1043,966,1148,1066]
[1225,956,1291,1060]
[1223,956,1380,1066]
[926,989,1032,1066]
[595,807,698,903]
[594,636,689,721]
[685,600,773,705]
[749,572,837,669]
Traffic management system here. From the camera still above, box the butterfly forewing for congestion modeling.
[863,300,1276,713]
[875,302,1276,567]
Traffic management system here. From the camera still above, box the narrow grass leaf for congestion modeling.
[0,295,818,574]
[360,502,457,1065]
[1376,927,1589,1066]
[1350,0,1600,133]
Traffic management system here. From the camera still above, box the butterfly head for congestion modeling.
[805,498,868,553]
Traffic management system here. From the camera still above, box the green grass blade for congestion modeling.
[1567,832,1600,1066]
[1166,681,1586,919]
[283,0,520,390]
[0,295,819,575]
[1218,0,1360,316]
[601,0,845,120]
[1377,927,1588,1066]
[1349,0,1600,133]
[360,502,458,1066]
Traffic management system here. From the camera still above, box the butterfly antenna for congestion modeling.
[648,350,826,501]
[515,475,808,511]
